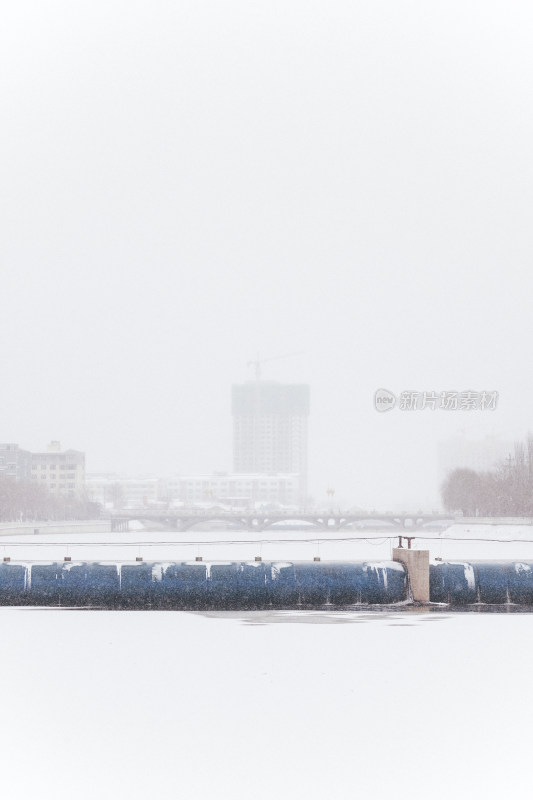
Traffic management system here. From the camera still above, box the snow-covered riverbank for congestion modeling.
[0,606,530,800]
[0,522,532,562]
[0,524,531,798]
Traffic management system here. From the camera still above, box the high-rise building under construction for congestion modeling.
[231,381,310,505]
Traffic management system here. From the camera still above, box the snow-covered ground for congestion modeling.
[0,522,533,562]
[0,606,531,799]
[1,524,532,799]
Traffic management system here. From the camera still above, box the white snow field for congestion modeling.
[1,521,533,562]
[0,524,531,800]
[0,607,532,800]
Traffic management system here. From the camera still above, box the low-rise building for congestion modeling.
[86,474,159,509]
[158,472,301,510]
[29,441,85,498]
[0,441,86,498]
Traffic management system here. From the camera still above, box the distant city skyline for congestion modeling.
[2,0,531,511]
[3,400,531,513]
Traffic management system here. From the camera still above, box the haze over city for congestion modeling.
[2,0,532,509]
[3,5,533,800]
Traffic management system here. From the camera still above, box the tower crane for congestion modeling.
[247,351,303,380]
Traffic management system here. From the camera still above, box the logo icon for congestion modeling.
[374,388,396,412]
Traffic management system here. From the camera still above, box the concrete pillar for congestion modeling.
[393,548,430,604]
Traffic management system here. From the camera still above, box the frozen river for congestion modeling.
[1,606,532,800]
[0,524,531,799]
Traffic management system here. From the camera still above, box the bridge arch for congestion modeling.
[261,518,327,532]
[337,517,404,530]
[180,517,246,532]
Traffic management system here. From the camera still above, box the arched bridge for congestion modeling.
[110,511,456,533]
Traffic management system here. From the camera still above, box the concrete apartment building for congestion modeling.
[29,441,85,498]
[0,441,86,498]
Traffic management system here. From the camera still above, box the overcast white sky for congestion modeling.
[1,1,532,508]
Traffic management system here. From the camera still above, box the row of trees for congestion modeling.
[441,434,533,516]
[0,478,101,522]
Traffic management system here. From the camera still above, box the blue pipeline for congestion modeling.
[430,561,533,605]
[0,560,408,609]
[1,559,531,608]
